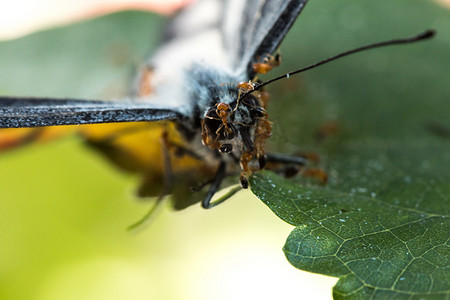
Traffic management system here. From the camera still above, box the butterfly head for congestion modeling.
[201,91,272,186]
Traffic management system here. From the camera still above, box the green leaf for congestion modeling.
[250,139,450,298]
[249,0,450,298]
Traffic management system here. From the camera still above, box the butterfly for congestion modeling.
[0,0,434,220]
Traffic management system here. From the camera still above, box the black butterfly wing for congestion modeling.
[0,97,184,128]
[230,0,309,77]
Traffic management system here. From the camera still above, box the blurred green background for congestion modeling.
[0,0,448,299]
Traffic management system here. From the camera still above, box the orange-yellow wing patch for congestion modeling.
[0,126,78,151]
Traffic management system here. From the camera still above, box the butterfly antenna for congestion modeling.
[244,29,436,97]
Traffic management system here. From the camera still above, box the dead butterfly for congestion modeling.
[0,0,434,227]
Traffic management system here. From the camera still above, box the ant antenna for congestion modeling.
[243,29,436,98]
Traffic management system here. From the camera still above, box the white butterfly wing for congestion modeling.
[139,0,308,116]
[155,0,308,77]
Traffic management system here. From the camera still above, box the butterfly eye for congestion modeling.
[251,107,266,118]
[241,94,258,106]
[204,107,222,132]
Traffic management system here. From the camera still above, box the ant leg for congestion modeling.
[215,124,224,136]
[202,160,227,209]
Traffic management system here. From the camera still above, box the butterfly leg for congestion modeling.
[264,152,308,178]
[265,152,327,183]
[265,152,308,165]
[159,130,176,196]
[126,129,178,230]
[201,160,227,209]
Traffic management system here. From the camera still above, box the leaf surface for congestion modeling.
[249,0,450,298]
[251,139,450,298]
